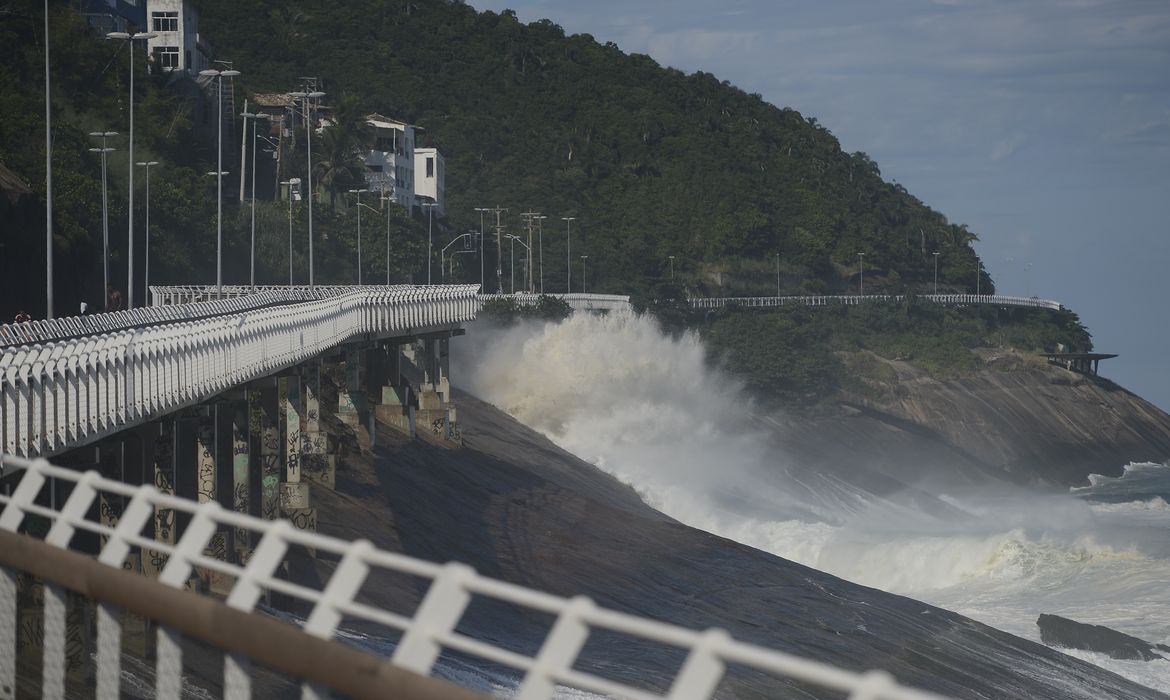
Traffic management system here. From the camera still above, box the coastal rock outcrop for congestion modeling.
[1037,613,1168,661]
[806,356,1170,487]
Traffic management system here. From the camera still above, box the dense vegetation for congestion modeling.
[678,301,1093,405]
[3,0,993,317]
[194,0,992,300]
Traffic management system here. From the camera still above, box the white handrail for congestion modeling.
[0,285,479,458]
[0,454,952,700]
[686,294,1063,311]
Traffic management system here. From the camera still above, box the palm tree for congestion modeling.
[311,95,373,207]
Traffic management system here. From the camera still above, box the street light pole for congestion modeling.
[348,188,369,284]
[537,214,547,294]
[561,216,575,293]
[88,131,117,307]
[932,251,940,294]
[858,252,865,296]
[580,255,588,294]
[669,255,675,283]
[242,111,270,290]
[422,200,436,284]
[108,30,157,308]
[201,67,240,298]
[475,207,487,292]
[136,160,158,301]
[775,253,779,297]
[44,0,53,318]
[384,194,393,285]
[289,89,326,288]
[280,179,297,284]
[508,235,516,293]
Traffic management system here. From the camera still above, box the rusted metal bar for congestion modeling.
[0,529,485,700]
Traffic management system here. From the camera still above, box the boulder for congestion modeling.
[1037,613,1166,661]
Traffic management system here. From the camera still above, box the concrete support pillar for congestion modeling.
[303,362,321,433]
[230,403,250,562]
[437,338,451,402]
[301,363,334,490]
[144,418,175,579]
[337,348,363,428]
[255,385,281,521]
[377,343,416,438]
[195,412,229,593]
[195,416,215,504]
[417,337,459,443]
[279,375,315,536]
[97,444,123,551]
[279,376,301,484]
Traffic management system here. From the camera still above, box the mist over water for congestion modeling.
[455,312,1170,693]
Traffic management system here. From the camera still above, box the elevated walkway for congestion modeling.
[0,285,478,458]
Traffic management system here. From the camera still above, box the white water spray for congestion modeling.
[456,312,1170,692]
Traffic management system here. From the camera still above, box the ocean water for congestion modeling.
[457,312,1170,694]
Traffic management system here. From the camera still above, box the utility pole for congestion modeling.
[490,206,508,293]
[520,210,539,293]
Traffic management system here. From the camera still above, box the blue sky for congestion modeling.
[469,0,1170,411]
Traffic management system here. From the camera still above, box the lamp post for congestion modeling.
[383,194,393,285]
[44,0,53,318]
[775,253,780,297]
[422,200,437,284]
[442,233,474,281]
[537,214,548,294]
[561,216,575,293]
[88,131,118,306]
[206,170,229,291]
[201,67,241,298]
[348,188,369,284]
[932,251,940,294]
[241,111,270,290]
[288,89,326,288]
[475,207,488,292]
[280,179,299,284]
[108,29,157,308]
[669,255,676,283]
[580,255,588,294]
[858,252,865,296]
[136,160,159,301]
[507,234,517,293]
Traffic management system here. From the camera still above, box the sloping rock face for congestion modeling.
[1038,614,1168,661]
[304,392,1166,700]
[834,359,1170,487]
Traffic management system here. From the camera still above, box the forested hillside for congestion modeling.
[5,0,987,310]
[199,0,989,297]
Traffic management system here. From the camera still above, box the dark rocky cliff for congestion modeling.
[772,353,1170,489]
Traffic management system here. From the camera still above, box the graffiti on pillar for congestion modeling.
[154,424,176,547]
[197,422,215,503]
[287,508,317,532]
[232,409,250,553]
[203,531,230,592]
[64,593,87,675]
[261,475,280,520]
[261,426,280,454]
[301,432,327,454]
[432,418,445,435]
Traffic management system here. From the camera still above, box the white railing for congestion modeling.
[0,290,303,349]
[479,293,633,313]
[148,284,381,306]
[0,285,479,459]
[687,294,1063,311]
[0,454,951,700]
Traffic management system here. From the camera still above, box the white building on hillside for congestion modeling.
[364,115,417,212]
[414,147,445,217]
[144,0,211,76]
